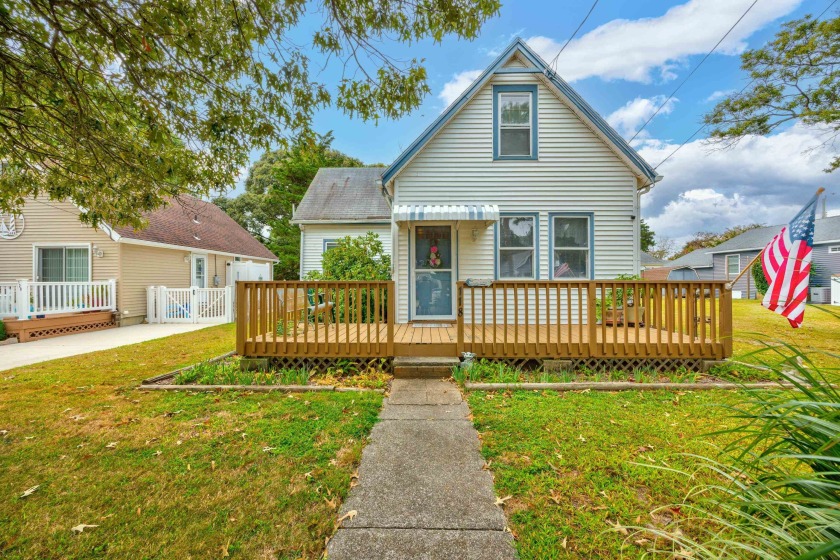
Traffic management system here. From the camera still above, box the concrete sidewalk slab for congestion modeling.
[327,378,517,559]
[0,323,223,372]
[327,528,515,560]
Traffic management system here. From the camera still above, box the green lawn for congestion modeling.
[0,324,383,559]
[731,299,840,369]
[470,389,742,559]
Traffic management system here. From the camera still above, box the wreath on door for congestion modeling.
[428,242,441,268]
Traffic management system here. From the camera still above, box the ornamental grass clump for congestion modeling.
[637,340,840,559]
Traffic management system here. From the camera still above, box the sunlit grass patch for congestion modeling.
[0,324,383,559]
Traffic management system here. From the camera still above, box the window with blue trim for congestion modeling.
[498,216,536,278]
[493,85,538,160]
[551,216,591,279]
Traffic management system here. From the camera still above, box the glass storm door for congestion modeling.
[412,225,454,320]
[191,255,207,288]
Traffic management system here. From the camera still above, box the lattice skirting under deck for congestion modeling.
[267,356,394,374]
[25,319,117,341]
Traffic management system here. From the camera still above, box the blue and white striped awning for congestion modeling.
[393,204,500,223]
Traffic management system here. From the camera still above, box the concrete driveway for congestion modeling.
[0,323,224,372]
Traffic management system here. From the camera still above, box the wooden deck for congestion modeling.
[237,280,732,361]
[245,323,721,360]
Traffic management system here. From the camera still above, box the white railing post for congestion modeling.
[157,287,166,324]
[225,285,234,322]
[190,286,198,324]
[108,279,117,311]
[147,286,156,323]
[17,279,29,320]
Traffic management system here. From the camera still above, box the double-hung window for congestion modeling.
[494,85,537,160]
[36,246,90,282]
[498,215,537,279]
[726,254,740,279]
[551,215,591,279]
[323,239,339,254]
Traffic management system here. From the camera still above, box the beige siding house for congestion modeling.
[1,196,276,336]
[292,39,660,324]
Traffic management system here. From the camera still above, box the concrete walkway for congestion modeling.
[0,323,222,372]
[327,379,517,559]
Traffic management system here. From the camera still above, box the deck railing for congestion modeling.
[457,281,732,360]
[235,280,732,360]
[237,281,395,358]
[2,279,117,319]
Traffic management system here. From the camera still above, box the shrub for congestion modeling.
[0,320,6,341]
[306,232,391,282]
[751,259,769,296]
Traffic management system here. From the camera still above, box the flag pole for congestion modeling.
[725,187,825,291]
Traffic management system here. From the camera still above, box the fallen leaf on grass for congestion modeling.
[153,450,162,456]
[561,536,568,549]
[105,442,117,449]
[211,460,216,471]
[495,495,512,506]
[482,461,492,470]
[337,510,357,525]
[606,519,629,536]
[577,434,587,443]
[262,447,276,453]
[162,410,183,417]
[20,485,39,498]
[324,496,339,510]
[71,524,99,534]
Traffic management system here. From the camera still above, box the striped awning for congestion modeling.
[393,204,500,223]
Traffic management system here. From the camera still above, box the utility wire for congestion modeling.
[653,0,839,170]
[548,0,599,72]
[628,0,759,143]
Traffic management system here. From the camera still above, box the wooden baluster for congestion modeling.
[513,284,520,355]
[492,284,498,355]
[470,286,476,356]
[710,285,718,355]
[503,284,509,355]
[481,285,487,356]
[367,283,372,356]
[524,283,530,356]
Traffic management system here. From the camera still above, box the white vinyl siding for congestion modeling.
[300,224,392,276]
[393,69,638,322]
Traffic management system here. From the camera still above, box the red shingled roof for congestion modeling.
[113,195,277,261]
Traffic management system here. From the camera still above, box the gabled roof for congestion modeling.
[709,215,840,254]
[292,167,390,223]
[112,195,277,261]
[382,38,660,187]
[668,247,714,269]
[641,251,668,266]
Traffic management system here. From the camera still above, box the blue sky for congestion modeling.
[239,0,840,247]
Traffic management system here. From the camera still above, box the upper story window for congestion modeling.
[726,254,741,279]
[551,215,592,279]
[493,85,538,160]
[497,214,537,279]
[829,246,840,253]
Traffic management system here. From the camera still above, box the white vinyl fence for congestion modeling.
[147,286,234,324]
[1,280,117,319]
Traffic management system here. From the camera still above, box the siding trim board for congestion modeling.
[493,84,539,161]
[548,212,595,280]
[495,212,540,280]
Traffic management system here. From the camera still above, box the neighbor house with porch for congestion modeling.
[1,196,276,341]
[238,39,734,370]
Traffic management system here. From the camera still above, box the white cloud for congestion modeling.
[705,89,736,103]
[606,96,678,140]
[438,69,482,107]
[639,123,840,247]
[527,0,802,83]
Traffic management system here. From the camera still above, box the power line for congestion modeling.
[548,0,599,72]
[628,0,759,143]
[653,0,839,170]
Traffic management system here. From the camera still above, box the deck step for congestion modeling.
[393,357,461,379]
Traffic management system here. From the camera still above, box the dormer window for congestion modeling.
[493,84,538,160]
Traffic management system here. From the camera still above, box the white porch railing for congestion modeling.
[147,286,234,324]
[1,280,117,320]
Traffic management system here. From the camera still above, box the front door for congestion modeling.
[191,254,207,288]
[411,224,455,320]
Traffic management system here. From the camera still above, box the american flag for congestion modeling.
[760,192,820,328]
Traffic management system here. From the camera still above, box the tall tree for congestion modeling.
[215,133,365,279]
[640,219,655,252]
[705,13,840,171]
[673,224,764,259]
[0,0,499,228]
